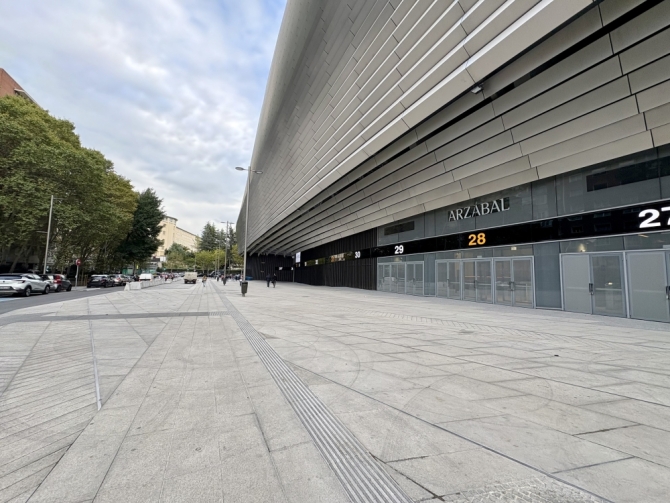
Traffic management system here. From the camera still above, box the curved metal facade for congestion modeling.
[239,0,670,258]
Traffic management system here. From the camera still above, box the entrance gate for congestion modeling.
[437,257,533,307]
[561,253,627,318]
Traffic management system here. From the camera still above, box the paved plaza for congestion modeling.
[1,280,669,502]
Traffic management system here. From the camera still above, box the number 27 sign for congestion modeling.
[639,206,670,229]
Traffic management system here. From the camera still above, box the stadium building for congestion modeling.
[238,0,670,322]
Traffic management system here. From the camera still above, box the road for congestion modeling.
[0,286,119,315]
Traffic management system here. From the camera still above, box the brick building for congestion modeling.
[0,68,38,104]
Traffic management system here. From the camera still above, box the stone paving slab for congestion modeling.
[2,280,670,501]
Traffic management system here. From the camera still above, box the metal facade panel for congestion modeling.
[628,54,670,93]
[510,77,632,143]
[241,1,670,257]
[519,96,639,155]
[619,27,670,74]
[610,0,670,52]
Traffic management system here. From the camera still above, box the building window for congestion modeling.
[384,221,415,236]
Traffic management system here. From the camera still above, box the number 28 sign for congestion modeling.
[639,206,670,229]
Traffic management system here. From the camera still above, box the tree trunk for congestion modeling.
[9,244,27,273]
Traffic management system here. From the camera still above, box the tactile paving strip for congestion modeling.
[218,292,414,503]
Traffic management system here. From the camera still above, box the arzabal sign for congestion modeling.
[448,197,510,221]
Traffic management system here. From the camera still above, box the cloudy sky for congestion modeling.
[0,0,286,235]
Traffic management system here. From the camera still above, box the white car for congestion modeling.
[139,273,153,281]
[0,273,50,297]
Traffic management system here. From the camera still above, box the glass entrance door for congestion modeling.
[437,260,462,299]
[494,258,534,307]
[475,260,492,303]
[513,258,534,308]
[494,260,512,305]
[406,262,424,296]
[562,253,626,317]
[626,251,670,322]
[389,264,397,293]
[462,261,476,301]
[436,261,447,297]
[382,264,391,292]
[591,254,626,317]
[447,261,461,299]
[562,254,592,314]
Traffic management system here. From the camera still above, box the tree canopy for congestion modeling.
[116,189,165,271]
[198,222,220,251]
[0,95,163,273]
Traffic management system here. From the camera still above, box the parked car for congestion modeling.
[87,275,113,288]
[40,274,72,292]
[0,273,50,296]
[139,273,153,281]
[109,274,127,287]
[183,271,198,284]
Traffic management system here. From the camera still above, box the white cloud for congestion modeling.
[0,0,285,235]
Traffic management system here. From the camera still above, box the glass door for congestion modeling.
[475,260,492,303]
[591,254,626,318]
[390,264,398,293]
[447,261,462,300]
[405,262,423,296]
[626,251,670,322]
[383,264,391,292]
[436,261,448,297]
[512,258,534,308]
[414,263,424,296]
[562,254,592,314]
[398,262,405,294]
[462,261,476,301]
[494,260,512,305]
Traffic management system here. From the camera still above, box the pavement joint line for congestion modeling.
[289,361,614,503]
[0,311,229,324]
[215,287,413,503]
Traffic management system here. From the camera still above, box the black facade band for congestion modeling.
[299,199,670,267]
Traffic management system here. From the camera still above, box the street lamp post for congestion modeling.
[42,195,63,274]
[220,221,233,283]
[235,166,262,296]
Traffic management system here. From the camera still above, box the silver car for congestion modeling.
[0,273,50,297]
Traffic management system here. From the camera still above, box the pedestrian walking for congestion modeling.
[272,274,277,288]
[266,274,271,287]
[202,275,207,288]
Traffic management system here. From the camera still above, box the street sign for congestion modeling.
[76,259,81,266]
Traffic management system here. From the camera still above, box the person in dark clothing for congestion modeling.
[272,274,277,288]
[266,274,271,287]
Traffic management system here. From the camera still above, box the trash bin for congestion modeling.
[240,281,248,296]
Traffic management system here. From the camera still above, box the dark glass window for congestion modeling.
[384,221,415,235]
[586,161,659,191]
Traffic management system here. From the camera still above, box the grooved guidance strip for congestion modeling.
[217,291,414,503]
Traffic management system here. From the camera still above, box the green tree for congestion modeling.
[0,96,137,273]
[229,244,244,267]
[199,222,220,251]
[116,189,166,273]
[164,243,194,271]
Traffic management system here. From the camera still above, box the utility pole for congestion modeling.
[43,195,56,275]
[220,221,233,280]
